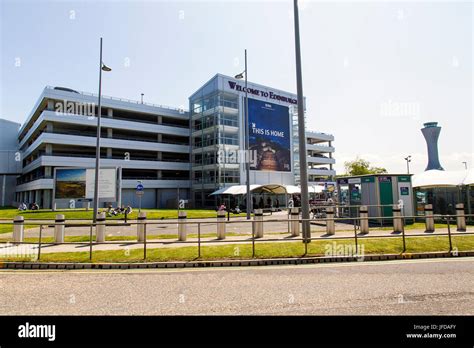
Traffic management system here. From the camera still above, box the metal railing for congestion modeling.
[0,212,472,262]
[46,85,189,113]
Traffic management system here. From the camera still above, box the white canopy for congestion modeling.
[210,183,332,196]
[412,169,474,188]
[210,184,301,196]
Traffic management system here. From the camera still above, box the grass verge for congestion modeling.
[1,235,472,263]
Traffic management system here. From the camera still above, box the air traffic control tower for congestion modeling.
[421,122,444,171]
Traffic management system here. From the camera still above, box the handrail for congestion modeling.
[46,85,189,113]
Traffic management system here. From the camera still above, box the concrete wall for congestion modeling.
[0,175,18,207]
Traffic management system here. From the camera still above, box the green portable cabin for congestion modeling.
[336,174,414,225]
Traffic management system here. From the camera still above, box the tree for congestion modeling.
[343,157,388,176]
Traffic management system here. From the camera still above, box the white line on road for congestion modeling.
[1,256,473,275]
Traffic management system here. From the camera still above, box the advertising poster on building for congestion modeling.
[248,98,291,172]
[54,168,116,200]
[55,168,87,199]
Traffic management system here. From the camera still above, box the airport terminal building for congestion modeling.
[3,74,335,209]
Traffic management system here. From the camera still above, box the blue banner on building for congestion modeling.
[248,98,291,172]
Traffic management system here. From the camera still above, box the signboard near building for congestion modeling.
[248,98,291,172]
[54,168,117,200]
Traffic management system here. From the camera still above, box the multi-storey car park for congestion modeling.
[14,86,190,209]
[1,74,335,209]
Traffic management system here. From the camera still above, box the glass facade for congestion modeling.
[190,79,240,208]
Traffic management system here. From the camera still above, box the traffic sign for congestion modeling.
[136,183,144,191]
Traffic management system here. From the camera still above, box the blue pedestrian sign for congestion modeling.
[136,183,144,192]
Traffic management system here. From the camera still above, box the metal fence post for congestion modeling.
[353,217,358,255]
[252,219,255,258]
[143,222,147,261]
[89,225,93,261]
[447,215,452,253]
[197,222,201,258]
[401,218,406,253]
[303,218,308,256]
[37,224,43,261]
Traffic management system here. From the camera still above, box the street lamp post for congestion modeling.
[92,37,112,223]
[141,93,144,104]
[293,0,311,241]
[404,155,412,174]
[235,49,251,220]
[462,161,467,170]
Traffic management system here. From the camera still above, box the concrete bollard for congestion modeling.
[456,203,466,231]
[137,212,147,242]
[424,204,434,232]
[178,211,187,241]
[253,209,264,238]
[392,205,403,233]
[359,205,369,234]
[217,210,226,239]
[13,216,24,243]
[53,202,57,211]
[96,212,106,242]
[326,207,335,235]
[54,214,66,243]
[290,208,300,237]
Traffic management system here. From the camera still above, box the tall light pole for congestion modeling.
[462,161,468,170]
[293,0,311,241]
[235,49,251,220]
[141,93,144,104]
[92,37,112,222]
[404,155,412,174]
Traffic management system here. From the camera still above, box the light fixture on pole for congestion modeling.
[235,49,251,220]
[404,155,412,174]
[141,93,144,104]
[462,161,468,170]
[92,37,112,223]
[293,0,311,242]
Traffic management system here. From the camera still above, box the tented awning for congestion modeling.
[309,185,325,193]
[210,184,301,196]
[412,169,474,188]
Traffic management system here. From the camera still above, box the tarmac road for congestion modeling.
[1,257,473,315]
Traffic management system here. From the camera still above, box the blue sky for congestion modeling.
[0,0,472,174]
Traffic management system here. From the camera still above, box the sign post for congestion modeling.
[136,182,144,213]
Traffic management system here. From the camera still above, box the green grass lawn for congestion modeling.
[2,235,472,263]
